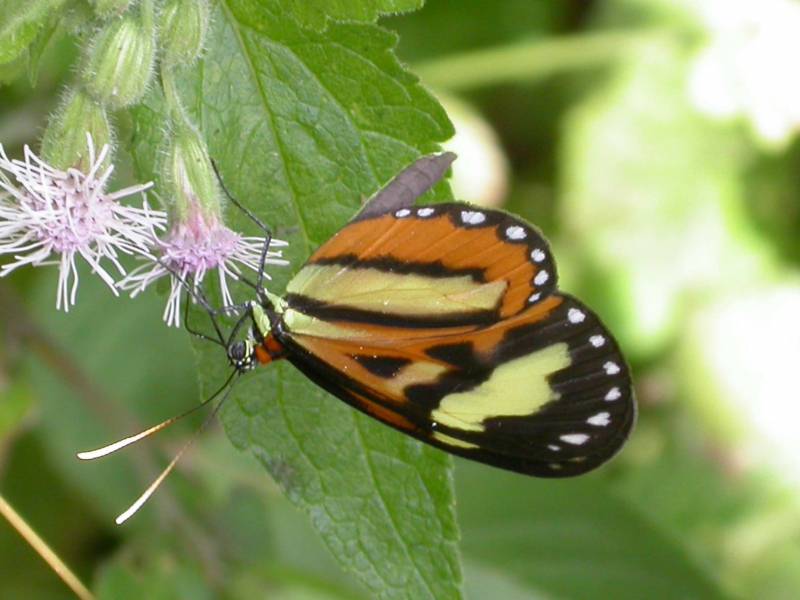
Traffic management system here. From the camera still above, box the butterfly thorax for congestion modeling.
[250,300,286,365]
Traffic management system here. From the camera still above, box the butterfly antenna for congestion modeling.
[114,378,235,524]
[114,439,184,524]
[104,372,239,524]
[77,370,237,460]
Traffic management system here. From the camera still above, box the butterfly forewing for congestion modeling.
[274,202,635,477]
[284,203,558,327]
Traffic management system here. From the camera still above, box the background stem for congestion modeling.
[414,30,657,91]
[0,494,94,600]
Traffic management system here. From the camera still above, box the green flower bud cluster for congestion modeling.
[39,0,217,221]
[90,0,132,19]
[157,0,218,221]
[160,0,209,68]
[41,1,156,170]
[40,90,112,171]
[80,7,157,109]
[162,122,222,222]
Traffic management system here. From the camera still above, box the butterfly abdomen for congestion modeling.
[255,334,286,365]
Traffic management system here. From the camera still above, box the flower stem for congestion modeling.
[160,63,186,125]
[413,29,657,91]
[0,494,94,600]
[140,0,155,30]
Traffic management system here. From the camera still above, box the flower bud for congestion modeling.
[90,0,132,18]
[41,89,112,171]
[162,124,221,221]
[161,0,209,67]
[80,8,156,108]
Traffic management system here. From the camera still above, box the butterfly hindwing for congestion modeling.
[278,292,634,477]
[419,294,635,476]
[272,200,635,477]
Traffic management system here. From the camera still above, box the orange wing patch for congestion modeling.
[306,204,557,318]
[283,294,564,412]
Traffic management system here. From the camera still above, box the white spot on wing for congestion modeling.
[417,207,435,217]
[604,387,621,401]
[506,225,526,240]
[461,210,485,225]
[589,334,605,347]
[395,208,411,217]
[534,270,549,285]
[587,412,611,427]
[547,444,561,452]
[528,292,541,303]
[604,361,621,375]
[567,308,586,324]
[531,248,546,263]
[560,433,590,445]
[549,463,563,470]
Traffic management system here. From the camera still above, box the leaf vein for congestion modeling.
[351,413,438,600]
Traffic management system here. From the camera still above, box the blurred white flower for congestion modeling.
[688,0,800,147]
[0,135,165,310]
[684,283,800,485]
[440,95,509,208]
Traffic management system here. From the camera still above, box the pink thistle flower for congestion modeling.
[0,135,167,311]
[120,203,288,327]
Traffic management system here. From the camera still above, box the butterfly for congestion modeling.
[81,153,636,523]
[226,152,636,478]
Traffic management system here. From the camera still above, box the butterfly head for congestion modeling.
[227,339,257,372]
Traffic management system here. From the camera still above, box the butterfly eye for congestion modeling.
[228,341,249,363]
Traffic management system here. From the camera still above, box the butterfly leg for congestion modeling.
[210,159,274,303]
[154,257,227,344]
[182,289,225,345]
[184,284,254,339]
[225,304,256,349]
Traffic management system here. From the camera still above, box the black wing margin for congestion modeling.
[421,294,636,477]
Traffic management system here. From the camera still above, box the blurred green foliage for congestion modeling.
[3,0,800,598]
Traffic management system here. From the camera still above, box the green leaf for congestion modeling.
[132,1,458,598]
[26,15,61,86]
[264,0,423,31]
[456,462,732,600]
[223,492,373,599]
[219,364,461,600]
[0,0,67,65]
